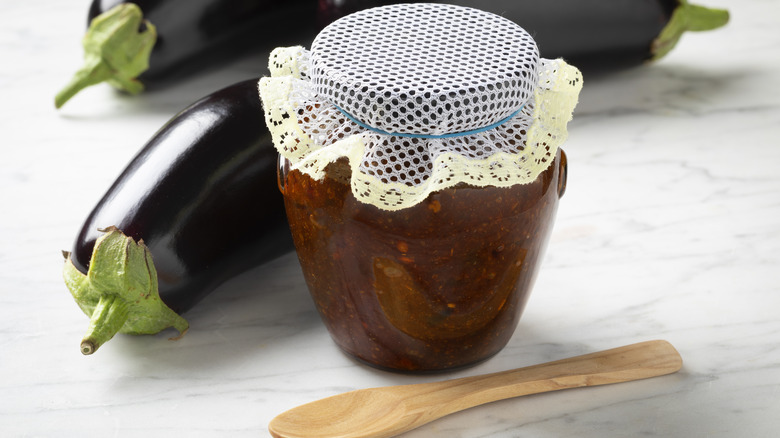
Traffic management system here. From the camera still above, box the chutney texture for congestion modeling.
[280,150,566,371]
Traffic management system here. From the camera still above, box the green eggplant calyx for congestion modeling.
[55,3,157,109]
[651,0,730,61]
[63,226,188,355]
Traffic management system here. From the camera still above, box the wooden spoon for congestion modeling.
[269,340,682,438]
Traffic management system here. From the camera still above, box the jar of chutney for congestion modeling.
[259,3,582,372]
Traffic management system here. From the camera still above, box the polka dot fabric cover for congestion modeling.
[258,3,583,211]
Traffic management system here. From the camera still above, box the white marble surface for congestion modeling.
[2,0,779,437]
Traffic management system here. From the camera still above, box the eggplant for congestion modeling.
[62,78,295,354]
[317,0,729,72]
[55,0,319,108]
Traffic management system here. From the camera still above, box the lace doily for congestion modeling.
[258,3,582,211]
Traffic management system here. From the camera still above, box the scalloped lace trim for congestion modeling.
[259,46,582,211]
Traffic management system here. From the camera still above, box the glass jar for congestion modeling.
[279,149,567,371]
[259,3,582,372]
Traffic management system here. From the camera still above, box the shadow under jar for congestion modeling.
[279,150,568,372]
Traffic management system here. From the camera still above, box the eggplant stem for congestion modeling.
[685,4,730,32]
[55,59,113,109]
[63,228,189,355]
[55,3,156,108]
[651,0,730,61]
[80,341,97,355]
[81,294,129,355]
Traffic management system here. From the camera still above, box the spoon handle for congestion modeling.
[404,340,682,415]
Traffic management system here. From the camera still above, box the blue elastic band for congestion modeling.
[334,104,525,139]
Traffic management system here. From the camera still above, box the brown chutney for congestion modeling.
[278,149,568,372]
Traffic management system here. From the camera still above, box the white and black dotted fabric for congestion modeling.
[258,3,583,210]
[310,3,539,135]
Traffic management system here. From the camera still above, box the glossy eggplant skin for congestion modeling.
[88,0,318,86]
[70,78,294,313]
[318,0,677,72]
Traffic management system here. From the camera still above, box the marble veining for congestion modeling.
[1,0,779,436]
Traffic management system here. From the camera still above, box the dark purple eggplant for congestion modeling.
[62,78,295,354]
[318,0,729,73]
[55,0,319,108]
